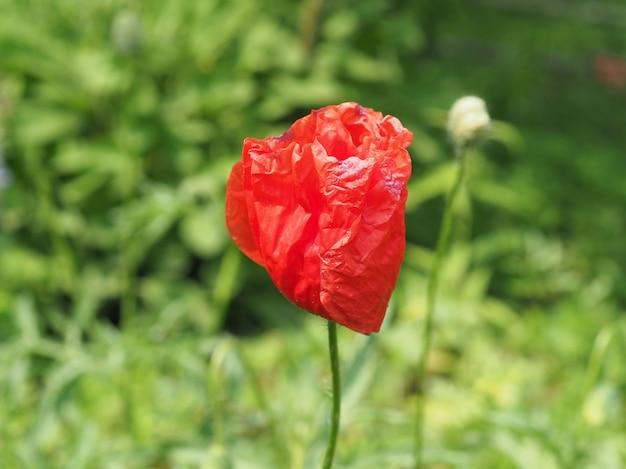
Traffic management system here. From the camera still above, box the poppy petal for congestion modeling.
[225,102,412,334]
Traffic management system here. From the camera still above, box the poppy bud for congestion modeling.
[225,102,413,334]
[111,9,142,54]
[447,96,491,149]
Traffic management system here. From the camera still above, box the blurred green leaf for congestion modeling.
[11,106,81,146]
[179,207,227,257]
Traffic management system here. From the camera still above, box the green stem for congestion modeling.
[576,325,617,432]
[299,0,326,60]
[235,341,290,467]
[413,145,467,469]
[322,321,341,469]
[208,339,232,467]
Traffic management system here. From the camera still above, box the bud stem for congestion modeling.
[413,147,468,469]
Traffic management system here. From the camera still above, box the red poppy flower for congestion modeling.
[225,102,412,334]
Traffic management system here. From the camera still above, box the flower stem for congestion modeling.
[322,320,341,469]
[413,145,467,469]
[299,0,327,60]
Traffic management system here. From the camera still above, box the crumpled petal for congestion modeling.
[225,161,263,265]
[225,102,412,334]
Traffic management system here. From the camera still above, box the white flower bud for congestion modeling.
[447,96,491,149]
[111,10,142,54]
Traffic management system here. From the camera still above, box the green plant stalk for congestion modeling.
[25,147,75,292]
[208,340,231,467]
[568,323,621,467]
[235,340,291,467]
[120,264,135,330]
[121,362,144,444]
[212,246,242,335]
[120,243,140,330]
[299,0,326,59]
[413,145,467,469]
[576,325,617,431]
[322,321,341,469]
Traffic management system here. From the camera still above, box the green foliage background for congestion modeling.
[1,0,625,467]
